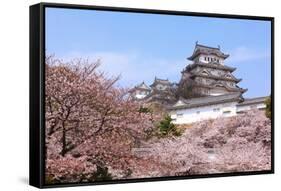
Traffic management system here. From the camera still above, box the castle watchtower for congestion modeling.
[179,42,247,97]
[129,82,151,99]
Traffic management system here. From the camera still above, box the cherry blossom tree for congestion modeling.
[45,56,157,183]
[145,109,271,175]
[45,56,271,183]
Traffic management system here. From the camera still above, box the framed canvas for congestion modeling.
[29,2,274,188]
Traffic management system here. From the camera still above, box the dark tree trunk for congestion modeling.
[61,121,66,157]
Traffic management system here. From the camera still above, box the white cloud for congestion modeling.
[50,46,270,89]
[58,51,187,88]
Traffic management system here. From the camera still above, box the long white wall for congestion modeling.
[170,102,237,124]
[170,100,266,124]
[236,103,266,113]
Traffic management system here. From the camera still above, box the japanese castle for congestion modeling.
[130,42,267,124]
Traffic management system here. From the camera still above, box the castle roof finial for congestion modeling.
[218,45,221,50]
[196,41,198,45]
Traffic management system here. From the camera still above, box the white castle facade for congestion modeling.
[130,43,267,124]
[169,93,266,124]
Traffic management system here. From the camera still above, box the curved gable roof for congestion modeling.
[188,43,229,61]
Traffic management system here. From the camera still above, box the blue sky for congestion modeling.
[46,8,271,98]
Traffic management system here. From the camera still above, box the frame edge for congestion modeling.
[29,3,44,188]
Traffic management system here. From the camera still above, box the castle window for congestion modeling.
[215,84,224,88]
[226,74,232,78]
[213,108,220,112]
[177,113,183,118]
[202,71,208,75]
[250,105,256,109]
[223,111,231,114]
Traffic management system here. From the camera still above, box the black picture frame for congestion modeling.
[30,2,275,189]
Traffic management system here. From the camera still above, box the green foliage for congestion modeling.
[265,95,271,119]
[158,115,183,137]
[159,115,174,134]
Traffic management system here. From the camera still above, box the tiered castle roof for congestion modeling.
[189,70,242,83]
[181,42,247,96]
[184,61,236,72]
[171,92,242,110]
[150,77,172,88]
[130,42,247,103]
[129,77,176,103]
[187,43,229,61]
[136,81,151,90]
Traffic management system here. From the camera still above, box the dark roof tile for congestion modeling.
[170,92,242,109]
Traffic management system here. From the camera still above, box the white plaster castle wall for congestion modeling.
[199,55,208,63]
[199,55,224,64]
[170,101,237,124]
[135,94,147,99]
[237,103,266,113]
[209,88,228,96]
[133,90,149,99]
[170,101,267,124]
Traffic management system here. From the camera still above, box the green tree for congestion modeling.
[265,95,271,119]
[158,115,183,136]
